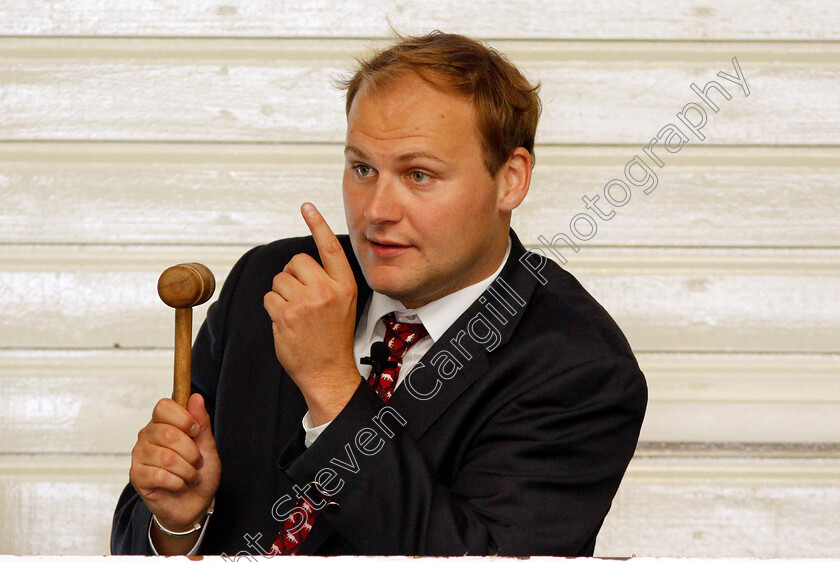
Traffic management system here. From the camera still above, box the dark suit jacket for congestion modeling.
[111,229,647,556]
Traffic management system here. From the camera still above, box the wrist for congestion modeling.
[152,497,215,536]
[149,499,215,556]
[305,373,361,426]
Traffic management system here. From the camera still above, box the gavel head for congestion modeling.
[158,263,216,308]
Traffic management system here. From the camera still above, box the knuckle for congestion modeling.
[278,306,297,325]
[315,286,334,304]
[160,450,177,467]
[161,426,179,445]
[322,238,343,255]
[287,254,306,268]
[264,290,280,306]
[153,468,170,487]
[152,398,179,421]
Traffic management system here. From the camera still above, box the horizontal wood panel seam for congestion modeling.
[0,39,838,62]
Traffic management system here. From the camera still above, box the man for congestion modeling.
[112,31,646,556]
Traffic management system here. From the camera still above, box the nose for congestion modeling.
[363,174,402,225]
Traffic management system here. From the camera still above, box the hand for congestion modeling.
[129,394,221,541]
[263,203,362,425]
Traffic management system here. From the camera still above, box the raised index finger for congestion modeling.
[301,202,354,283]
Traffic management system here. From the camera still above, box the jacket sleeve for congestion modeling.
[280,344,647,556]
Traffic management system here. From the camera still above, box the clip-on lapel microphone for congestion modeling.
[360,341,398,385]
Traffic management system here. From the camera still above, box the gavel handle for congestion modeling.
[173,307,193,408]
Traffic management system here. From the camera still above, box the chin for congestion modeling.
[363,270,418,303]
[366,276,407,299]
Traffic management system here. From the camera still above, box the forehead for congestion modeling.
[345,74,481,155]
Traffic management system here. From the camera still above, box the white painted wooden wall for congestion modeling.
[0,0,838,556]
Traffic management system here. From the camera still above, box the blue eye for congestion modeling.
[355,165,374,177]
[410,170,431,183]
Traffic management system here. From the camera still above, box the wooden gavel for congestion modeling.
[157,263,216,408]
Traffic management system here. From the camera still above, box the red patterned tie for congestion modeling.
[271,312,428,554]
[367,312,429,402]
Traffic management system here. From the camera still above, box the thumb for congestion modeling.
[187,393,216,452]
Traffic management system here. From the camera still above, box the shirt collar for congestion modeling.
[359,236,512,343]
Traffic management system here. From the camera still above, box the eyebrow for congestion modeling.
[344,145,450,166]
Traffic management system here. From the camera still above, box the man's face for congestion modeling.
[342,73,512,309]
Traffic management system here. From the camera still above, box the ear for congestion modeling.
[496,147,532,212]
